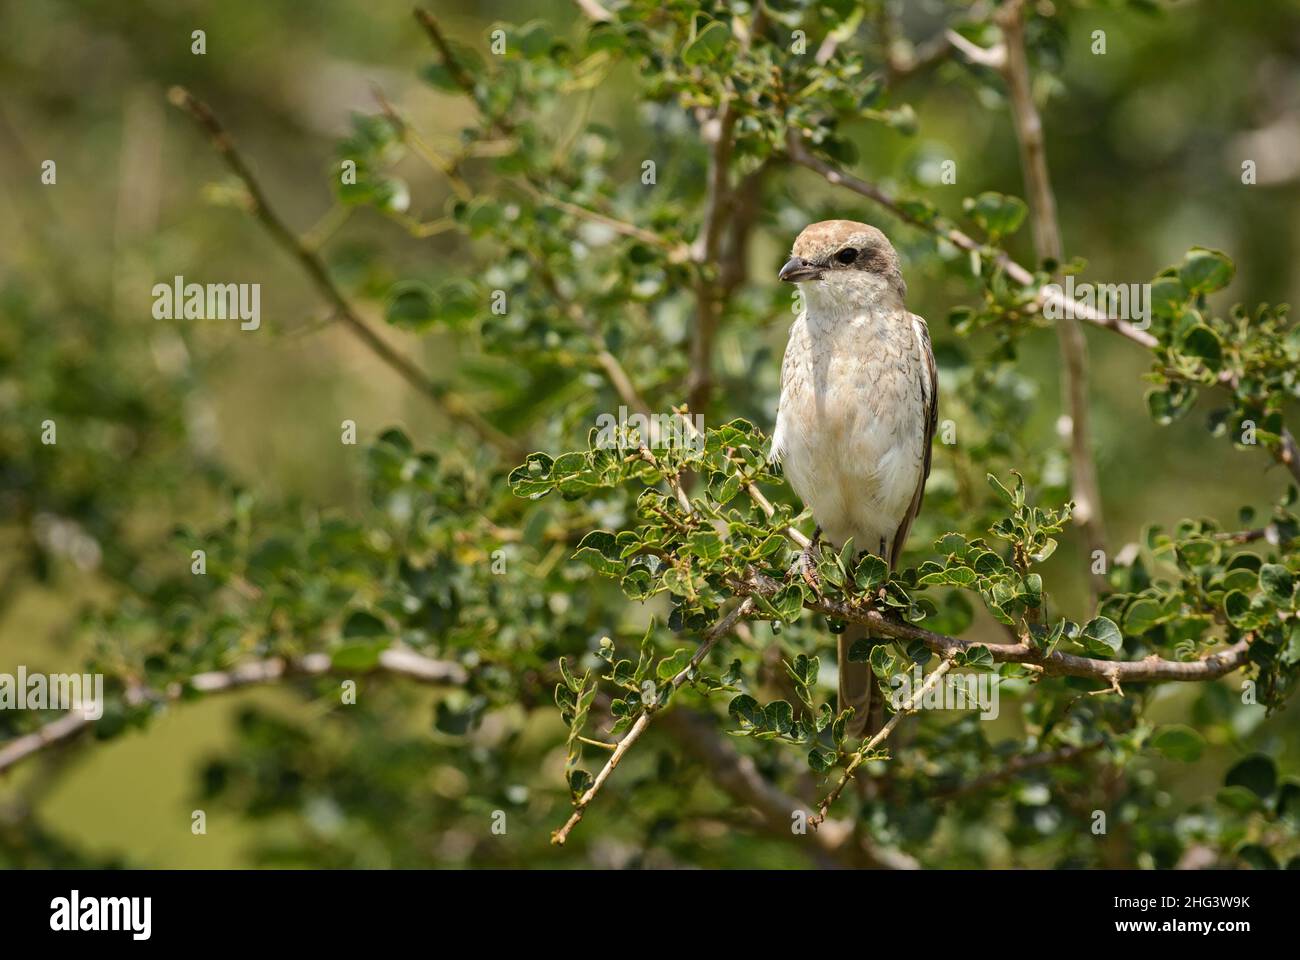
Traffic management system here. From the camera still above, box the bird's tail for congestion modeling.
[838,620,885,743]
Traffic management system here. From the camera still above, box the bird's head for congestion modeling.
[779,219,906,312]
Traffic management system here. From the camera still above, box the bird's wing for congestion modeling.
[888,314,938,566]
[769,314,803,465]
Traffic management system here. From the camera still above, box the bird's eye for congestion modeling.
[835,247,858,265]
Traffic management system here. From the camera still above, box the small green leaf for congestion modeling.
[1150,725,1205,762]
[682,19,729,64]
[728,694,762,727]
[573,530,623,577]
[964,191,1027,239]
[1079,616,1122,655]
[332,640,387,670]
[1259,563,1295,604]
[1225,754,1277,799]
[1179,247,1234,296]
[807,747,836,774]
[384,281,437,331]
[764,700,794,735]
[343,610,387,639]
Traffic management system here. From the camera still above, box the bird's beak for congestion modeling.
[779,257,821,282]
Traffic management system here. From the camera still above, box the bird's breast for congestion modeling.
[773,308,927,550]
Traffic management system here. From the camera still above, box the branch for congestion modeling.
[1280,427,1300,489]
[658,706,918,869]
[788,131,1300,497]
[784,132,1159,350]
[412,9,483,111]
[551,596,755,845]
[888,30,956,79]
[688,97,737,416]
[737,568,1251,685]
[515,180,689,260]
[0,649,467,776]
[944,28,1006,70]
[995,0,1107,597]
[165,87,524,460]
[571,0,612,22]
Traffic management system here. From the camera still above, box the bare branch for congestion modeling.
[784,132,1159,350]
[514,179,689,260]
[0,650,466,776]
[571,0,612,22]
[994,0,1107,595]
[165,87,524,460]
[944,28,1006,70]
[688,98,738,416]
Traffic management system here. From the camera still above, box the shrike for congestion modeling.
[772,220,937,740]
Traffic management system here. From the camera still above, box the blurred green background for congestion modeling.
[2,0,1299,867]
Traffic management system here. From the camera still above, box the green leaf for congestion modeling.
[1179,324,1224,372]
[573,530,623,577]
[807,747,836,774]
[558,656,580,693]
[1223,589,1255,628]
[728,694,762,727]
[1122,598,1163,635]
[1179,247,1234,295]
[682,19,729,65]
[1259,563,1295,604]
[343,610,387,639]
[1150,724,1205,762]
[963,192,1027,239]
[764,700,794,735]
[1225,754,1277,799]
[1216,785,1262,814]
[656,648,692,682]
[332,639,387,670]
[516,20,554,59]
[957,644,995,671]
[508,452,556,499]
[568,768,594,798]
[1236,844,1278,870]
[986,473,1015,504]
[1079,616,1122,655]
[384,281,437,331]
[847,636,874,662]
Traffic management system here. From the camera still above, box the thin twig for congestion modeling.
[165,86,523,460]
[784,132,1159,350]
[811,658,956,825]
[551,596,756,845]
[659,706,917,868]
[513,179,689,259]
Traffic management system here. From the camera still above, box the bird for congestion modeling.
[771,219,937,742]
